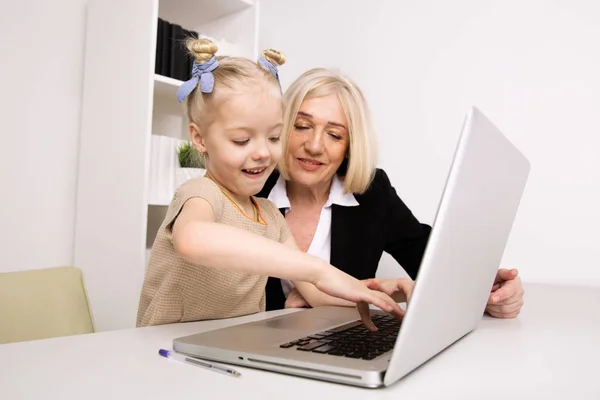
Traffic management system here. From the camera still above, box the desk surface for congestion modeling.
[1,283,599,399]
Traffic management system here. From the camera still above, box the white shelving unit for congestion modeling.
[74,0,258,331]
[153,74,183,103]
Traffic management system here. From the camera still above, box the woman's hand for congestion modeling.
[284,288,310,309]
[485,269,524,318]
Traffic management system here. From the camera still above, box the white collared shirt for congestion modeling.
[268,174,359,297]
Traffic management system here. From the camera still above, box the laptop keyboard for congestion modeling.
[278,314,400,360]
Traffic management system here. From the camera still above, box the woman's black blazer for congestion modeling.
[256,168,432,310]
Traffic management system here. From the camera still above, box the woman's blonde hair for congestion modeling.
[279,68,378,194]
[183,38,286,130]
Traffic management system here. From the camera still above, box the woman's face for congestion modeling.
[286,94,349,189]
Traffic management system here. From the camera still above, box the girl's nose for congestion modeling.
[252,139,270,160]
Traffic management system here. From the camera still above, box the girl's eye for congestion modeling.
[233,139,249,146]
[269,136,281,143]
[294,125,310,131]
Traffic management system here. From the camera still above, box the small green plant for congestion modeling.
[177,141,205,169]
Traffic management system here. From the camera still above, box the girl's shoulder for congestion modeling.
[177,175,218,195]
[253,196,280,214]
[253,197,284,223]
[168,176,227,220]
[174,176,227,205]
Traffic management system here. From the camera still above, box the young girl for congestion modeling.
[136,39,402,328]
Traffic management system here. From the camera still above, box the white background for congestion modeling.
[0,0,87,272]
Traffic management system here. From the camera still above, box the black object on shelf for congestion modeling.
[155,18,199,82]
[169,24,189,81]
[155,18,163,74]
[158,18,172,77]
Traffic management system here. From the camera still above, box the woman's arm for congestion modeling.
[376,169,432,279]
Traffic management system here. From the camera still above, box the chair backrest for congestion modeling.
[0,266,95,344]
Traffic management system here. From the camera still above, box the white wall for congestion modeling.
[260,0,600,286]
[0,0,87,272]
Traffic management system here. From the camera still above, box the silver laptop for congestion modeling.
[173,106,531,388]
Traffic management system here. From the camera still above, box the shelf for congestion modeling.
[159,0,253,29]
[154,74,183,103]
[152,74,188,139]
[148,200,171,207]
[76,0,259,332]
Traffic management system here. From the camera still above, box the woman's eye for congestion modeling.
[294,125,310,131]
[233,139,249,146]
[328,132,342,141]
[269,136,281,143]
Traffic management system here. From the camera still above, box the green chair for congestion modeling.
[0,266,95,344]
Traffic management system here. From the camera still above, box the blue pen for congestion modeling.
[158,349,241,377]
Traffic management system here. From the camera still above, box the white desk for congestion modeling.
[1,283,599,399]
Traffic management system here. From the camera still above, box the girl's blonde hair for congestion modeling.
[279,68,378,194]
[183,38,286,130]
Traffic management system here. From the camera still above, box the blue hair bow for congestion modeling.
[176,56,220,103]
[257,56,279,83]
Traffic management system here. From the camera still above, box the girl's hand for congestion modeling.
[313,266,404,332]
[364,278,414,304]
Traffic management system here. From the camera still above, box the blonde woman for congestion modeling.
[257,68,525,319]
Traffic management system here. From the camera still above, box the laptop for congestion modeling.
[172,106,531,388]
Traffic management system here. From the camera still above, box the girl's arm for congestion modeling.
[172,197,327,283]
[288,232,412,307]
[292,275,414,308]
[282,236,354,308]
[171,197,403,326]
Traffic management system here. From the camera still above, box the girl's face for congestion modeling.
[193,84,283,200]
[286,94,349,190]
